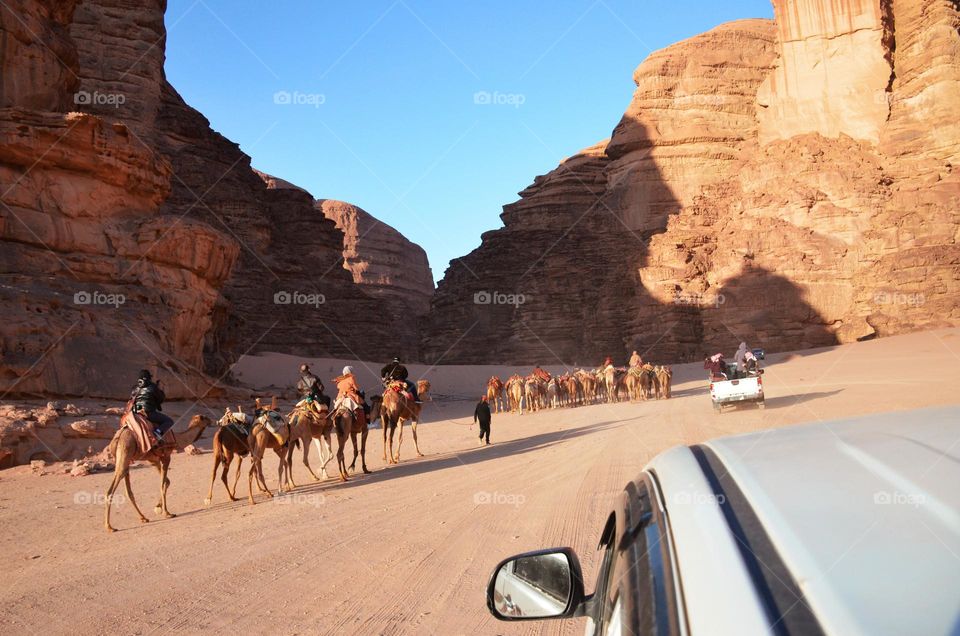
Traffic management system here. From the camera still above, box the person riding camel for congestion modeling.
[381,357,421,403]
[629,351,642,368]
[601,356,615,372]
[297,363,330,412]
[129,369,174,445]
[334,366,364,408]
[532,365,551,383]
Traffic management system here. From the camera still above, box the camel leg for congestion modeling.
[104,461,127,533]
[123,473,150,524]
[360,427,370,473]
[302,436,320,481]
[349,431,359,472]
[382,422,389,462]
[394,418,405,463]
[157,457,174,518]
[205,448,222,506]
[312,437,329,480]
[248,455,258,505]
[275,447,287,494]
[337,434,349,481]
[230,456,244,499]
[411,418,424,457]
[317,433,334,479]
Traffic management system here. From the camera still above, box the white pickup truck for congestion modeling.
[710,370,764,412]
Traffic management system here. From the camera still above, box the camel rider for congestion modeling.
[297,363,330,411]
[533,365,551,383]
[381,357,421,403]
[629,351,642,368]
[601,356,615,372]
[129,369,174,444]
[334,366,364,410]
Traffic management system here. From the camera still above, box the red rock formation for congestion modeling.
[1,0,428,402]
[425,2,960,364]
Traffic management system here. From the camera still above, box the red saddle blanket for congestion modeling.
[120,409,175,454]
[386,381,414,402]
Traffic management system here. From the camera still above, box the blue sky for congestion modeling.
[164,0,774,283]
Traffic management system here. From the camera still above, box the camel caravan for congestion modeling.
[485,352,673,415]
[102,359,430,532]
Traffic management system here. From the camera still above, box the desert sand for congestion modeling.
[1,328,959,634]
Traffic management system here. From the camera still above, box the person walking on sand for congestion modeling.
[474,395,492,446]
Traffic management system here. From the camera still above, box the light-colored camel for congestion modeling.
[546,377,561,409]
[625,369,643,402]
[524,377,544,412]
[380,379,430,464]
[577,371,597,405]
[104,412,213,532]
[285,402,335,485]
[603,367,618,403]
[656,365,673,399]
[246,411,293,505]
[506,376,525,414]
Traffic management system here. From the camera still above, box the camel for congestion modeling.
[603,366,618,403]
[656,365,673,399]
[564,374,582,407]
[577,371,597,405]
[639,365,659,401]
[246,409,293,505]
[104,411,213,532]
[506,376,525,414]
[203,409,257,506]
[486,376,505,413]
[546,377,561,409]
[331,401,370,477]
[625,369,643,402]
[524,377,543,412]
[285,402,334,485]
[381,379,430,464]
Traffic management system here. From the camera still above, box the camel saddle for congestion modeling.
[386,380,413,402]
[120,409,175,454]
[258,411,289,446]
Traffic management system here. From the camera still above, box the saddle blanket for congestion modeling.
[120,410,175,454]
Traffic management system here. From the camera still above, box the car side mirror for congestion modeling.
[486,547,585,621]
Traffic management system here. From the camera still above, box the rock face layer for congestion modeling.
[424,1,960,365]
[0,0,428,399]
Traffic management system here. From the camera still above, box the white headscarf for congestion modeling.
[342,365,354,375]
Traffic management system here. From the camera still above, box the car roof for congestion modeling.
[704,405,960,636]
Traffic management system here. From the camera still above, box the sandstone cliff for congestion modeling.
[424,1,960,365]
[0,0,426,400]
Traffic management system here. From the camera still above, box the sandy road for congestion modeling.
[1,329,959,635]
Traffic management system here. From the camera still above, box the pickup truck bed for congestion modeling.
[710,373,764,412]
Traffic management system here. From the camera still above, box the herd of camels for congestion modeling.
[102,379,429,532]
[101,363,672,532]
[486,364,674,415]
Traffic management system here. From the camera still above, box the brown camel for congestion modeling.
[203,409,258,506]
[486,376,505,413]
[577,371,597,405]
[564,375,582,407]
[246,411,293,505]
[639,365,659,401]
[381,379,430,464]
[331,402,370,477]
[506,376,524,414]
[625,368,643,402]
[104,412,213,532]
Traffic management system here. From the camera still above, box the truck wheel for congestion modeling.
[713,403,721,414]
[757,401,765,410]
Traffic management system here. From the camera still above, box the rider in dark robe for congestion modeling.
[380,357,420,403]
[130,369,174,443]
